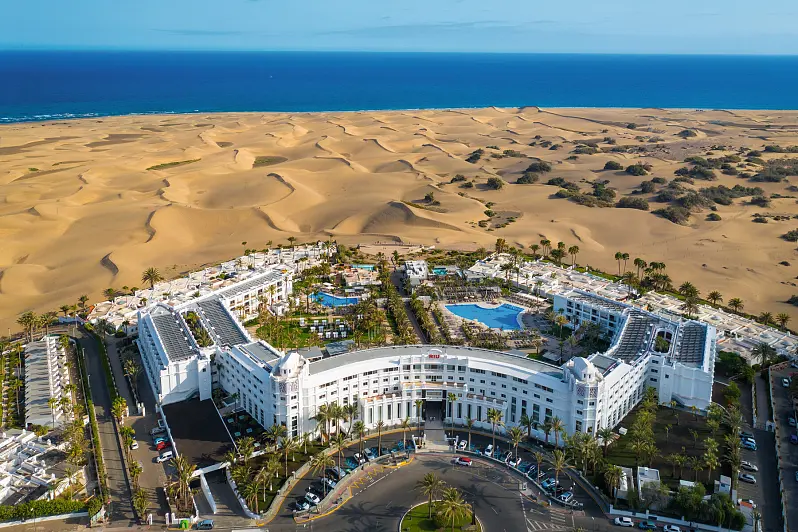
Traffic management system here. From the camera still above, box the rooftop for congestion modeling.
[307,344,563,377]
[24,336,66,428]
[236,341,280,368]
[150,306,197,363]
[196,298,249,347]
[215,269,286,301]
[613,312,659,363]
[673,322,708,366]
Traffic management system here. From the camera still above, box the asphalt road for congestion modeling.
[77,328,134,523]
[771,363,798,532]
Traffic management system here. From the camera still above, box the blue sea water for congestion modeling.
[1,51,798,123]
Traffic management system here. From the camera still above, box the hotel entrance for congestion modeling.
[422,390,444,429]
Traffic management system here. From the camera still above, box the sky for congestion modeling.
[2,0,797,54]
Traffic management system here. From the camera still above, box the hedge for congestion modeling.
[0,499,86,520]
[75,337,108,499]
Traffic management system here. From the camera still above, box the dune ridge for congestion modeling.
[2,107,798,332]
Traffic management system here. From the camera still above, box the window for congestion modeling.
[650,377,658,382]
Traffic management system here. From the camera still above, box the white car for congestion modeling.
[458,440,467,450]
[483,444,494,456]
[305,491,321,505]
[783,378,791,388]
[614,517,634,527]
[558,492,574,502]
[741,461,758,472]
[155,450,173,463]
[130,441,139,450]
[737,499,756,509]
[663,526,681,532]
[454,456,473,467]
[353,453,366,465]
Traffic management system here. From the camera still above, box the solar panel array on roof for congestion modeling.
[614,312,657,362]
[217,270,284,300]
[196,298,248,347]
[674,323,707,366]
[151,313,196,362]
[569,293,627,313]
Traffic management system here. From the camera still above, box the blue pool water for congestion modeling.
[313,292,360,307]
[446,303,524,330]
[432,267,449,276]
[351,264,375,271]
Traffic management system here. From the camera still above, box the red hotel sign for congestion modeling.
[428,354,441,359]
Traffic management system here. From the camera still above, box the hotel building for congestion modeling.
[139,267,715,439]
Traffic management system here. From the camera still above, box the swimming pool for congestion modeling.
[313,292,360,307]
[432,267,449,276]
[351,264,375,271]
[445,303,524,330]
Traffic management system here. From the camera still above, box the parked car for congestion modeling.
[542,478,557,490]
[130,441,138,450]
[364,448,375,461]
[483,444,494,457]
[454,456,473,467]
[736,499,757,509]
[156,440,172,450]
[663,526,681,532]
[791,434,798,445]
[742,440,757,451]
[294,499,309,511]
[614,517,634,527]
[638,521,657,530]
[156,450,173,463]
[741,461,758,472]
[305,492,321,505]
[558,492,573,502]
[789,416,797,427]
[353,453,366,464]
[739,431,754,440]
[150,427,166,436]
[783,378,791,388]
[322,477,337,490]
[738,473,757,484]
[326,467,347,481]
[196,519,214,530]
[458,440,468,450]
[153,437,167,445]
[508,456,522,467]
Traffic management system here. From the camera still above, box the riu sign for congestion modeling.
[428,354,441,359]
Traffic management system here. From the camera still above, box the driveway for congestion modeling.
[77,328,133,523]
[771,363,798,532]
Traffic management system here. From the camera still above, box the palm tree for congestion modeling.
[727,297,744,314]
[532,451,544,479]
[622,253,630,273]
[707,291,723,306]
[551,449,567,489]
[280,436,298,478]
[542,418,553,446]
[129,460,143,488]
[416,473,445,518]
[678,281,698,298]
[59,304,71,318]
[466,418,474,450]
[614,251,624,276]
[705,450,720,482]
[447,392,458,436]
[752,341,776,368]
[352,420,366,454]
[332,432,347,472]
[633,258,647,280]
[103,287,117,300]
[78,295,89,311]
[376,420,385,456]
[171,455,197,508]
[238,436,256,463]
[415,399,424,440]
[47,396,59,428]
[519,414,534,441]
[254,466,271,503]
[309,452,335,495]
[568,246,580,267]
[400,417,410,452]
[312,404,330,443]
[132,488,149,519]
[758,312,773,326]
[550,416,564,448]
[111,396,127,422]
[508,426,524,462]
[240,481,260,514]
[141,267,164,291]
[777,313,791,330]
[604,464,623,505]
[486,408,504,452]
[597,427,614,456]
[438,487,469,532]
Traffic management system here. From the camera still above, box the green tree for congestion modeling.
[437,487,469,532]
[141,267,163,290]
[416,473,445,518]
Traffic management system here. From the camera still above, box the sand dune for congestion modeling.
[2,108,798,332]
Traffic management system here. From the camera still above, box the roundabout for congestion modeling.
[399,500,483,532]
[268,451,544,532]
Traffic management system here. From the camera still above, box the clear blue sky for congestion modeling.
[2,0,797,54]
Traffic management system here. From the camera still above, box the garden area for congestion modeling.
[400,502,480,532]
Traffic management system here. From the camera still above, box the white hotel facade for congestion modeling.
[138,272,715,440]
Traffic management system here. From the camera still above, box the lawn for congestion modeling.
[400,502,481,532]
[605,405,730,490]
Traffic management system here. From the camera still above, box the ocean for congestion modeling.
[1,51,798,123]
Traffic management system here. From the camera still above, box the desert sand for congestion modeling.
[2,107,798,333]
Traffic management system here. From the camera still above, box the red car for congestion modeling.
[156,441,172,451]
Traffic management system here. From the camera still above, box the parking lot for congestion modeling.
[771,363,798,532]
